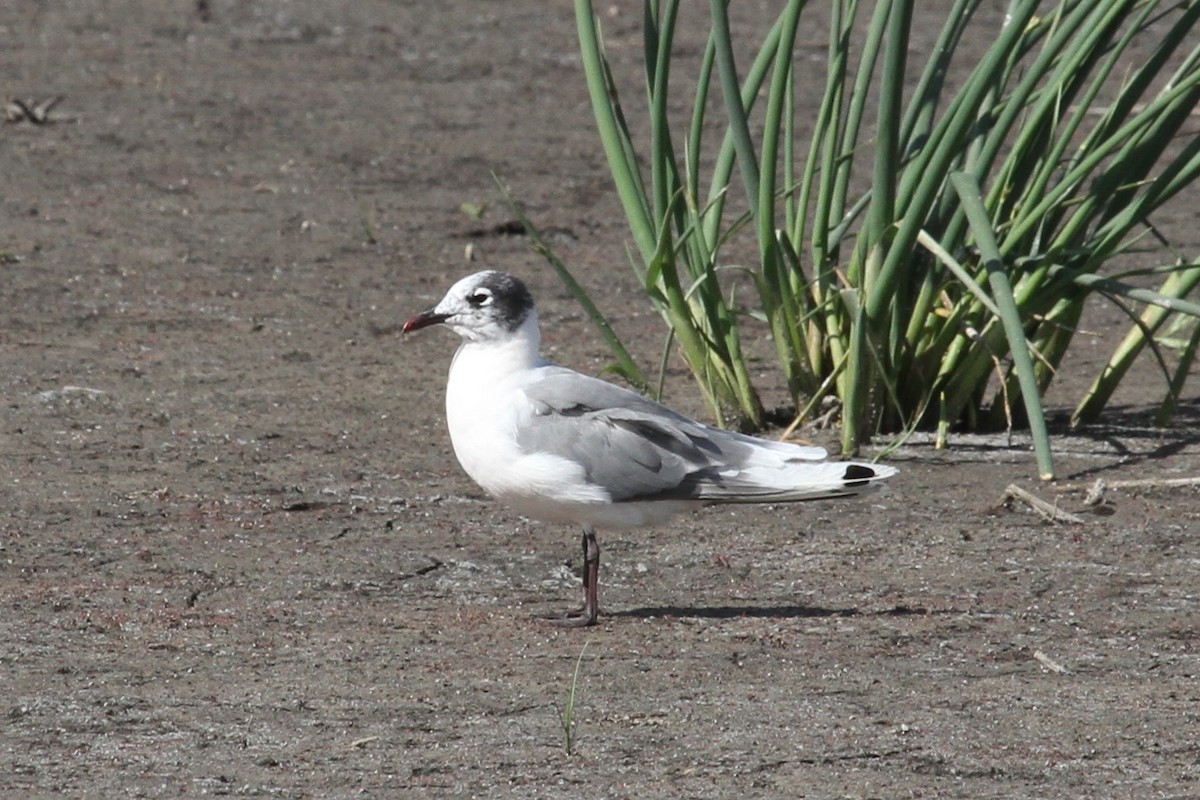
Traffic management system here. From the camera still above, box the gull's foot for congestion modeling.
[536,606,599,628]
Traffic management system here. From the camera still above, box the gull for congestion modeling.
[403,271,897,627]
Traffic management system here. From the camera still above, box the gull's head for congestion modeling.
[403,270,536,343]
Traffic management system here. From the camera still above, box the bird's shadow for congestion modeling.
[610,603,933,621]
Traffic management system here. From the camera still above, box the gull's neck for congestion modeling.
[449,309,543,382]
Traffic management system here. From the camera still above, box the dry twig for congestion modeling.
[1033,649,1069,674]
[1002,484,1086,524]
[5,96,63,124]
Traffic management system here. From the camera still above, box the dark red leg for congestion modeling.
[542,526,600,628]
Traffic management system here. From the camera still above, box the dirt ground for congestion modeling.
[3,2,1199,798]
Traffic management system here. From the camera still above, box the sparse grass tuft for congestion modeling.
[557,641,590,756]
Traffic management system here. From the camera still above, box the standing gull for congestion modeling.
[403,271,896,627]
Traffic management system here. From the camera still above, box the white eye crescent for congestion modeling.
[466,289,493,308]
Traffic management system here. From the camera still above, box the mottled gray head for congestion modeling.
[403,270,536,343]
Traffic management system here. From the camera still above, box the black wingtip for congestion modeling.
[843,464,876,487]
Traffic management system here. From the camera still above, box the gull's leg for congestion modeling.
[559,529,592,614]
[579,526,600,624]
[542,526,600,628]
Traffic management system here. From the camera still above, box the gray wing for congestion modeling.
[515,367,829,503]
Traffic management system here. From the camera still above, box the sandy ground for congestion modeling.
[3,2,1199,798]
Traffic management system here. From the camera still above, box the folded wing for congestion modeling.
[517,368,894,505]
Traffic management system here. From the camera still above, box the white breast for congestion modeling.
[442,330,609,520]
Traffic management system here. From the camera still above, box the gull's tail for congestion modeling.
[697,459,898,504]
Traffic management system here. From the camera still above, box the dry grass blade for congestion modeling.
[1054,475,1200,503]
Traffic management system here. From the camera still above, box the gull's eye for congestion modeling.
[466,289,493,308]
